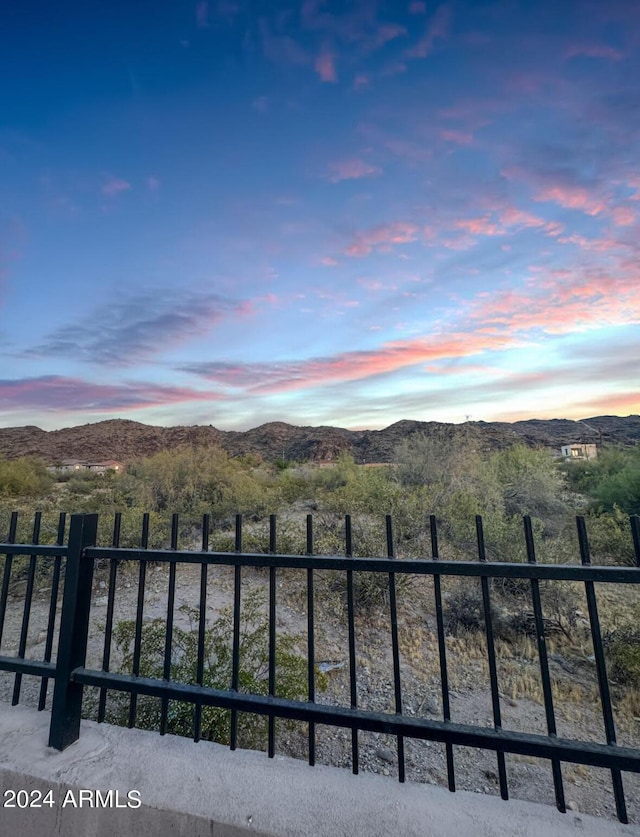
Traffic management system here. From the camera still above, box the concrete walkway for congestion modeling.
[0,703,638,837]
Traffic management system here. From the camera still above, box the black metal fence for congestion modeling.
[1,511,640,823]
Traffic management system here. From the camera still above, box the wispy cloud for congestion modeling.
[565,43,624,62]
[0,376,219,413]
[406,4,451,59]
[259,18,310,67]
[534,184,607,216]
[326,158,382,182]
[345,221,422,256]
[27,291,250,367]
[195,1,209,29]
[101,177,131,197]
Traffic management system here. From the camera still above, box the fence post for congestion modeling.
[48,513,98,751]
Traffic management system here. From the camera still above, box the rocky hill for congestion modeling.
[0,415,638,466]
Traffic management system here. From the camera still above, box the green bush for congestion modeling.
[605,625,640,686]
[0,458,53,498]
[107,590,325,748]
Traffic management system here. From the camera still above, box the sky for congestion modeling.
[1,0,639,432]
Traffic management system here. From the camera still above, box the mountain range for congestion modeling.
[0,415,639,465]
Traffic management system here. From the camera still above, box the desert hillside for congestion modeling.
[0,415,639,465]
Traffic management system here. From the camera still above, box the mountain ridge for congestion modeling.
[0,415,639,465]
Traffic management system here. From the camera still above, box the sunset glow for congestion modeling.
[1,1,639,430]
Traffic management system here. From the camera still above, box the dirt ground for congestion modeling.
[1,555,639,825]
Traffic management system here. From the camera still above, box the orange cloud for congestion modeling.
[577,392,640,415]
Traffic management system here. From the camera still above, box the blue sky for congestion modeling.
[1,0,639,431]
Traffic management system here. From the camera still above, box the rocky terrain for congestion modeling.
[0,414,639,466]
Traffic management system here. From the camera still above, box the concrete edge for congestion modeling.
[0,703,638,837]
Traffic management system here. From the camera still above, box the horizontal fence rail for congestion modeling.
[0,510,639,823]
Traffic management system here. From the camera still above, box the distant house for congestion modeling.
[55,459,87,473]
[84,460,125,475]
[560,443,597,461]
[50,459,124,475]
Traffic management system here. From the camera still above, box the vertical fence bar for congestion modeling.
[128,513,149,728]
[38,512,66,710]
[0,512,19,648]
[631,516,640,566]
[268,514,277,758]
[230,514,243,750]
[476,515,508,800]
[430,515,455,791]
[160,514,179,735]
[98,512,121,723]
[523,516,565,812]
[345,514,359,774]
[49,514,98,751]
[194,514,210,742]
[306,514,316,766]
[577,516,627,823]
[386,515,405,783]
[13,511,42,704]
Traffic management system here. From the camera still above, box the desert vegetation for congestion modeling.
[1,435,640,818]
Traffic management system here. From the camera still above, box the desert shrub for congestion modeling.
[583,508,637,566]
[485,446,569,537]
[592,458,640,517]
[0,458,53,498]
[443,585,489,636]
[125,446,275,519]
[107,590,325,748]
[605,625,640,686]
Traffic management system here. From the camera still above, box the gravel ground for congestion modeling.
[1,559,639,825]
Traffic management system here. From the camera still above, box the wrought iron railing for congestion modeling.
[1,511,639,823]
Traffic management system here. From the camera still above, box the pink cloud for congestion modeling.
[611,206,636,227]
[0,376,220,413]
[345,221,421,256]
[565,43,623,61]
[195,1,209,28]
[370,23,407,50]
[184,331,520,395]
[534,185,607,216]
[315,45,337,82]
[147,176,160,191]
[557,233,622,252]
[469,264,640,336]
[406,4,451,58]
[327,159,382,182]
[409,1,427,14]
[440,129,474,145]
[101,178,131,197]
[454,217,501,236]
[318,256,339,267]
